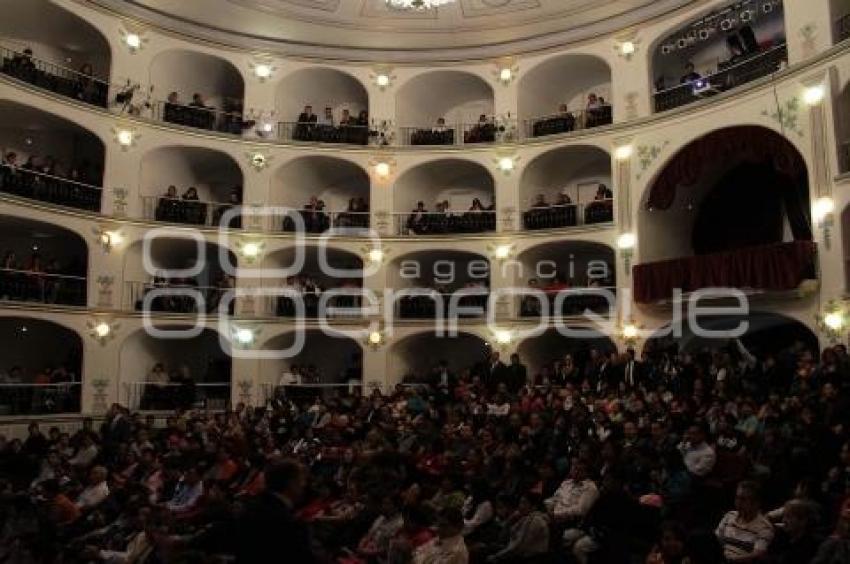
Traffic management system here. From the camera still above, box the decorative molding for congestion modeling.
[761,97,804,138]
[635,141,670,180]
[91,378,110,414]
[246,150,273,171]
[86,318,120,346]
[237,379,254,405]
[499,206,516,230]
[625,92,639,120]
[96,275,115,308]
[370,119,395,146]
[799,23,818,60]
[494,113,519,143]
[374,209,391,233]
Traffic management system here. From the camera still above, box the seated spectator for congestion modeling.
[413,507,469,564]
[486,493,549,563]
[76,465,110,511]
[678,423,716,478]
[166,465,205,514]
[715,481,773,562]
[680,62,702,84]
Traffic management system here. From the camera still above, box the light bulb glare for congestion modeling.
[254,64,272,79]
[376,74,390,87]
[498,157,514,171]
[368,331,382,345]
[803,85,825,106]
[117,130,134,146]
[617,232,637,250]
[242,243,260,258]
[95,323,111,338]
[813,196,834,221]
[374,162,391,178]
[824,312,844,331]
[494,245,511,260]
[125,34,141,49]
[615,145,633,161]
[499,68,513,82]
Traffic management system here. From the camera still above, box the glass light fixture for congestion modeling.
[254,64,272,79]
[617,232,637,250]
[374,162,391,178]
[615,145,633,161]
[125,33,141,50]
[369,331,383,345]
[368,249,384,263]
[94,322,111,338]
[376,74,391,87]
[813,196,835,222]
[494,330,512,345]
[242,242,261,258]
[803,85,825,106]
[116,129,134,147]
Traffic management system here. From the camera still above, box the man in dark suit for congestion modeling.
[236,459,318,563]
[484,351,508,392]
[295,105,317,140]
[505,353,528,394]
[100,403,132,462]
[622,348,642,391]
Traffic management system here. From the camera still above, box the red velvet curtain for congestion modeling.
[647,126,807,211]
[633,241,817,304]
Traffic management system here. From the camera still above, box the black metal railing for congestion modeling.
[522,199,614,231]
[155,100,246,135]
[143,196,242,228]
[396,291,489,319]
[0,383,81,416]
[398,210,497,235]
[0,164,102,212]
[277,209,370,234]
[0,268,86,306]
[523,107,613,139]
[654,44,788,113]
[278,121,370,145]
[0,46,109,108]
[518,287,616,317]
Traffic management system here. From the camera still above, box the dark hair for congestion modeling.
[264,459,304,494]
[438,507,464,529]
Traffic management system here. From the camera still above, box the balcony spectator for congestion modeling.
[680,62,702,84]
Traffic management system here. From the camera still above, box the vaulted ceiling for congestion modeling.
[90,0,698,61]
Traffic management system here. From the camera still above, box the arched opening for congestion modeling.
[0,0,111,106]
[0,317,82,416]
[390,331,491,385]
[394,159,495,235]
[519,54,612,138]
[262,246,364,318]
[396,71,495,146]
[0,215,87,306]
[517,327,617,385]
[644,311,819,365]
[271,156,370,233]
[389,250,490,319]
[651,0,787,113]
[261,330,363,401]
[520,145,613,230]
[277,68,370,145]
[122,238,237,315]
[514,241,615,318]
[119,326,231,411]
[0,99,104,211]
[831,0,850,43]
[149,49,245,133]
[635,126,814,304]
[139,146,243,227]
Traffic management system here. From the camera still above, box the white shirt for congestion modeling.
[545,479,598,520]
[77,481,109,510]
[679,441,716,477]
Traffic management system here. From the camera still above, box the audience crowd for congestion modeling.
[276,275,364,318]
[155,186,243,228]
[0,335,849,562]
[294,106,370,145]
[163,92,246,135]
[281,197,371,233]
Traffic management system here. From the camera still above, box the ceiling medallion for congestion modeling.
[386,0,456,10]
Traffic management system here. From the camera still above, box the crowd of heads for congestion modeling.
[407,197,496,234]
[2,47,107,107]
[1,333,849,562]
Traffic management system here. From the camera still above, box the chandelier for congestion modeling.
[386,0,456,10]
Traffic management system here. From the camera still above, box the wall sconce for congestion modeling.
[367,248,385,264]
[250,61,276,82]
[493,154,519,176]
[619,321,641,346]
[617,232,637,270]
[813,196,835,249]
[489,243,514,261]
[615,37,640,60]
[803,84,825,106]
[366,330,385,350]
[370,157,396,181]
[615,144,633,161]
[238,240,264,263]
[371,69,396,91]
[87,318,119,345]
[113,127,138,150]
[94,227,123,253]
[494,329,513,345]
[233,327,257,348]
[246,150,272,171]
[493,61,518,85]
[120,29,147,53]
[817,300,847,343]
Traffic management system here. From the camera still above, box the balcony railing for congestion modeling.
[142,196,242,228]
[262,382,366,404]
[517,286,617,317]
[523,106,613,139]
[654,43,788,113]
[398,122,499,146]
[273,291,366,319]
[124,281,234,315]
[0,268,86,306]
[154,100,247,135]
[522,199,614,231]
[395,290,490,319]
[0,382,82,416]
[0,164,102,212]
[272,208,370,233]
[0,46,109,108]
[123,381,231,411]
[277,121,370,145]
[395,210,497,236]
